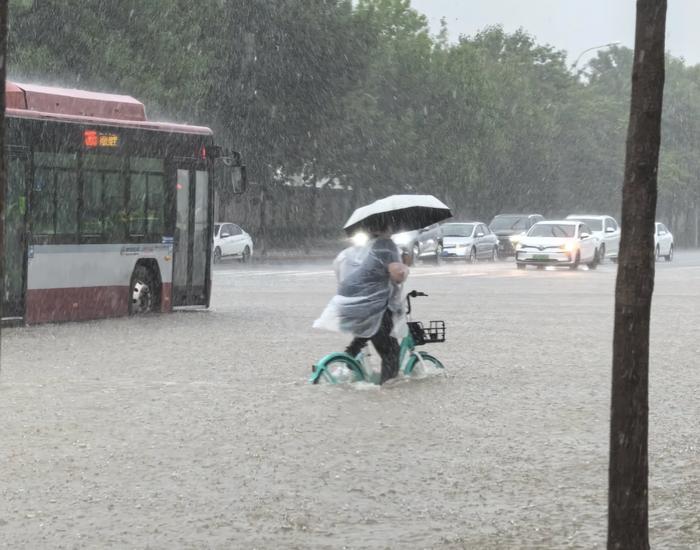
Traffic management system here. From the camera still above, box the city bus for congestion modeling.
[2,81,246,325]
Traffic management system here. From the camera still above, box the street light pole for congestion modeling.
[571,41,621,71]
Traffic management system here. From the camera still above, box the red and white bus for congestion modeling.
[2,81,246,324]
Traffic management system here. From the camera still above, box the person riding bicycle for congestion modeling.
[314,220,409,384]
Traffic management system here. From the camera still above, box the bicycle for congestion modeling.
[309,290,446,384]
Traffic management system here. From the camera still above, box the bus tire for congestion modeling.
[129,264,159,315]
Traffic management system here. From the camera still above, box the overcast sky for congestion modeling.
[411,0,699,66]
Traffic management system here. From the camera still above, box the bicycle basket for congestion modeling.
[424,320,446,343]
[408,321,427,345]
[408,320,446,345]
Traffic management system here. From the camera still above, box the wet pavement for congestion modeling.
[1,252,699,549]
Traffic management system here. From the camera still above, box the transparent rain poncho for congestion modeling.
[313,238,406,339]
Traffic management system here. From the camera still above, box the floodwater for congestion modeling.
[1,253,699,549]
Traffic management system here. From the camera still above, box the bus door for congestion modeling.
[172,162,211,307]
[3,150,29,322]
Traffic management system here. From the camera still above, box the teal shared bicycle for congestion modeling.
[309,290,446,384]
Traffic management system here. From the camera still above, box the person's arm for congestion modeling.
[388,261,409,283]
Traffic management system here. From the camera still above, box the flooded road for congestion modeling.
[1,252,699,549]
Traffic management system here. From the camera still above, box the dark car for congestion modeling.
[489,213,544,259]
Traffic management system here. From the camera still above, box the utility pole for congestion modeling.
[608,1,667,549]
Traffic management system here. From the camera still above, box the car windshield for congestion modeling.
[528,224,576,238]
[441,224,474,237]
[570,218,603,231]
[490,216,528,231]
[214,224,221,235]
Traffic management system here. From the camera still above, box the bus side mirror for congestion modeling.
[215,157,248,195]
[230,165,247,195]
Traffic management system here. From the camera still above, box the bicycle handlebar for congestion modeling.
[406,290,427,315]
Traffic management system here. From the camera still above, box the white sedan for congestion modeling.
[655,222,674,261]
[515,220,598,270]
[566,214,620,263]
[213,222,254,263]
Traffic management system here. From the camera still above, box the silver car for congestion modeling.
[392,224,442,264]
[439,222,499,262]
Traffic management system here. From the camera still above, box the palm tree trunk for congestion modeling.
[608,1,666,548]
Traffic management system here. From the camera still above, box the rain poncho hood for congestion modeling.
[313,238,405,338]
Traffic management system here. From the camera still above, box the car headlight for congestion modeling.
[509,233,525,244]
[560,242,577,252]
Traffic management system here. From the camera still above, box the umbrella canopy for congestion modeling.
[343,194,452,235]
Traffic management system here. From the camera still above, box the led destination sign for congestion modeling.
[83,129,120,148]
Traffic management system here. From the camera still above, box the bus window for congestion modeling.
[83,171,104,236]
[103,172,126,241]
[55,171,78,236]
[147,174,165,236]
[32,153,78,242]
[128,173,147,237]
[129,158,165,239]
[82,154,126,241]
[31,168,55,237]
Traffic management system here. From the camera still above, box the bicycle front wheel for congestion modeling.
[310,353,365,385]
[404,351,445,377]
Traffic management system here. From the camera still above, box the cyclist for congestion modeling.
[314,220,409,384]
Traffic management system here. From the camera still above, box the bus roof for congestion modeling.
[6,81,212,136]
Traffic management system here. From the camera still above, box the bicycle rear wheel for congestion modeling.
[310,353,365,384]
[404,351,445,377]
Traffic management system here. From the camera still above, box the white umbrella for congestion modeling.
[343,194,452,235]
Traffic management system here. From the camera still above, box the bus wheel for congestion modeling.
[129,265,156,315]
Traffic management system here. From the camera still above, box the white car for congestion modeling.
[566,214,620,263]
[213,222,253,263]
[515,220,598,270]
[655,222,674,261]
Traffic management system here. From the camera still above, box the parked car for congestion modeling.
[566,214,620,263]
[392,223,442,263]
[489,213,544,258]
[655,222,674,261]
[515,220,597,270]
[439,222,499,262]
[213,222,253,263]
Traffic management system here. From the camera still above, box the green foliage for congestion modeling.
[8,1,700,244]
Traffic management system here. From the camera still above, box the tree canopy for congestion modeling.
[8,0,700,245]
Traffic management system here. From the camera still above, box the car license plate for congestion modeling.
[534,254,549,260]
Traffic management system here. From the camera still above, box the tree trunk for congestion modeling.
[608,1,666,549]
[305,174,318,255]
[259,180,268,256]
[0,0,8,368]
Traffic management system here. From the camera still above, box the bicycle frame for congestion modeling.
[309,290,444,384]
[309,326,430,383]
